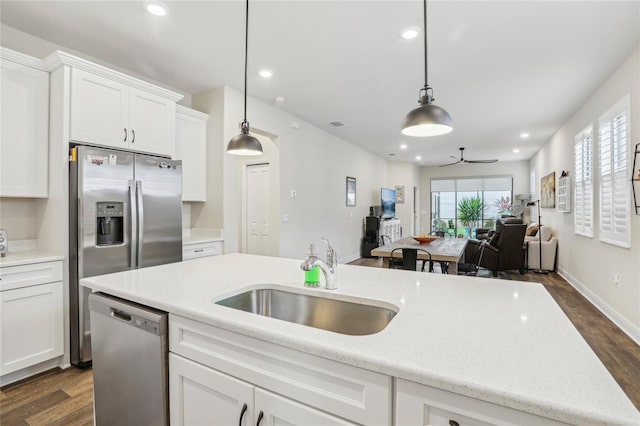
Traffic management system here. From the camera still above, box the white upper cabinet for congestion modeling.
[70,68,129,150]
[174,106,208,202]
[70,68,176,156]
[0,49,49,198]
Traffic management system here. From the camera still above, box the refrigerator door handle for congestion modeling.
[129,180,137,269]
[136,180,144,267]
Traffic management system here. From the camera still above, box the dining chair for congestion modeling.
[390,248,434,272]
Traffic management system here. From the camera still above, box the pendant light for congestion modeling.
[226,0,263,155]
[401,0,453,137]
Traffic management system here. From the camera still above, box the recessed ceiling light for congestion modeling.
[275,96,285,103]
[146,2,167,16]
[416,155,422,161]
[520,132,530,139]
[400,144,408,150]
[402,28,420,40]
[513,148,520,153]
[259,69,273,78]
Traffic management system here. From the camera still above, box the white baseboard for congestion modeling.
[558,267,640,345]
[0,356,65,387]
[339,251,361,264]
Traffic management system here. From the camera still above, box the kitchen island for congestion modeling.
[80,253,639,425]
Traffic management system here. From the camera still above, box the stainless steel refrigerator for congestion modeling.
[69,145,182,368]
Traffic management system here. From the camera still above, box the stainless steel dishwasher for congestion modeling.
[89,292,168,426]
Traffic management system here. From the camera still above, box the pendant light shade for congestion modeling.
[226,0,263,156]
[401,0,453,137]
[401,87,453,137]
[227,121,262,156]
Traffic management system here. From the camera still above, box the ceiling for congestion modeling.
[1,1,638,166]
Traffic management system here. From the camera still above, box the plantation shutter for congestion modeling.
[574,125,593,237]
[598,96,630,248]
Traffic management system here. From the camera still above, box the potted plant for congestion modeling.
[457,197,484,237]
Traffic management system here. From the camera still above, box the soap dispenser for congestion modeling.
[304,244,320,287]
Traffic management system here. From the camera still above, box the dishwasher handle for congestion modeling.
[111,308,132,322]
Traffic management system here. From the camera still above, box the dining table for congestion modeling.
[370,236,468,274]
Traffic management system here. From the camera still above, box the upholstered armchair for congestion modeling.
[525,224,558,271]
[476,223,527,276]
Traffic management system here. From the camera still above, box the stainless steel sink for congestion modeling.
[215,287,397,335]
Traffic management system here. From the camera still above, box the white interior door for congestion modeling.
[246,163,270,256]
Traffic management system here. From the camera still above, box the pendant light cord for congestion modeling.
[243,0,249,123]
[423,0,428,89]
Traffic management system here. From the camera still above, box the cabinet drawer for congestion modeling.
[395,379,568,426]
[170,315,391,425]
[0,261,63,291]
[183,241,222,260]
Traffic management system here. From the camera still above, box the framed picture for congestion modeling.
[541,172,556,208]
[395,185,405,204]
[346,176,356,207]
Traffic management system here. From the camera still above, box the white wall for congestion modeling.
[418,161,530,234]
[0,198,37,240]
[529,48,640,340]
[388,162,420,236]
[193,86,389,262]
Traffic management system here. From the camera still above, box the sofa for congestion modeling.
[524,223,558,271]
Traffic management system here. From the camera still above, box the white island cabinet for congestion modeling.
[79,253,640,426]
[0,48,49,198]
[169,315,387,425]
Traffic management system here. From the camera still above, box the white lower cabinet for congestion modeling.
[169,315,390,425]
[254,387,356,426]
[170,353,254,426]
[0,281,63,375]
[395,378,568,426]
[170,353,355,426]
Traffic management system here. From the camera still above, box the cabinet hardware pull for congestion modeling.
[256,411,264,426]
[238,403,248,426]
[194,249,204,253]
[449,421,460,426]
[124,128,127,142]
[132,129,136,143]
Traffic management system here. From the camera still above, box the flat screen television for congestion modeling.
[381,188,396,219]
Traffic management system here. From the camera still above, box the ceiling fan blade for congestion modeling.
[439,160,461,167]
[449,155,458,159]
[466,159,498,163]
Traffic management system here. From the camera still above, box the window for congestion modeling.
[574,125,593,237]
[430,176,513,236]
[598,95,630,248]
[530,169,536,197]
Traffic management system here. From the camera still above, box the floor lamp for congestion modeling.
[526,200,549,274]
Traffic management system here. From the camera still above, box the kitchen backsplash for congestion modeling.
[0,198,37,240]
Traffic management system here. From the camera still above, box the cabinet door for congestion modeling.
[129,87,175,156]
[175,112,207,201]
[70,68,129,149]
[0,282,63,375]
[0,59,49,197]
[170,353,254,426]
[255,388,357,426]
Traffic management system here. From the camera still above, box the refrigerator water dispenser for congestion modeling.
[96,202,124,246]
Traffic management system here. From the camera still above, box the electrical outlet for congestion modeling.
[614,274,620,287]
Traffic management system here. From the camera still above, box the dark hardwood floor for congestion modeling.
[2,259,638,424]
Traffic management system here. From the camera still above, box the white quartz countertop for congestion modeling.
[80,253,639,425]
[0,250,64,267]
[182,228,223,244]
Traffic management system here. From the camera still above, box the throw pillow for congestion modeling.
[525,224,539,236]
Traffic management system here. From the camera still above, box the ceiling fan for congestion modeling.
[439,147,498,167]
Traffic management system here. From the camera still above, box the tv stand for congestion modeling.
[361,217,401,257]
